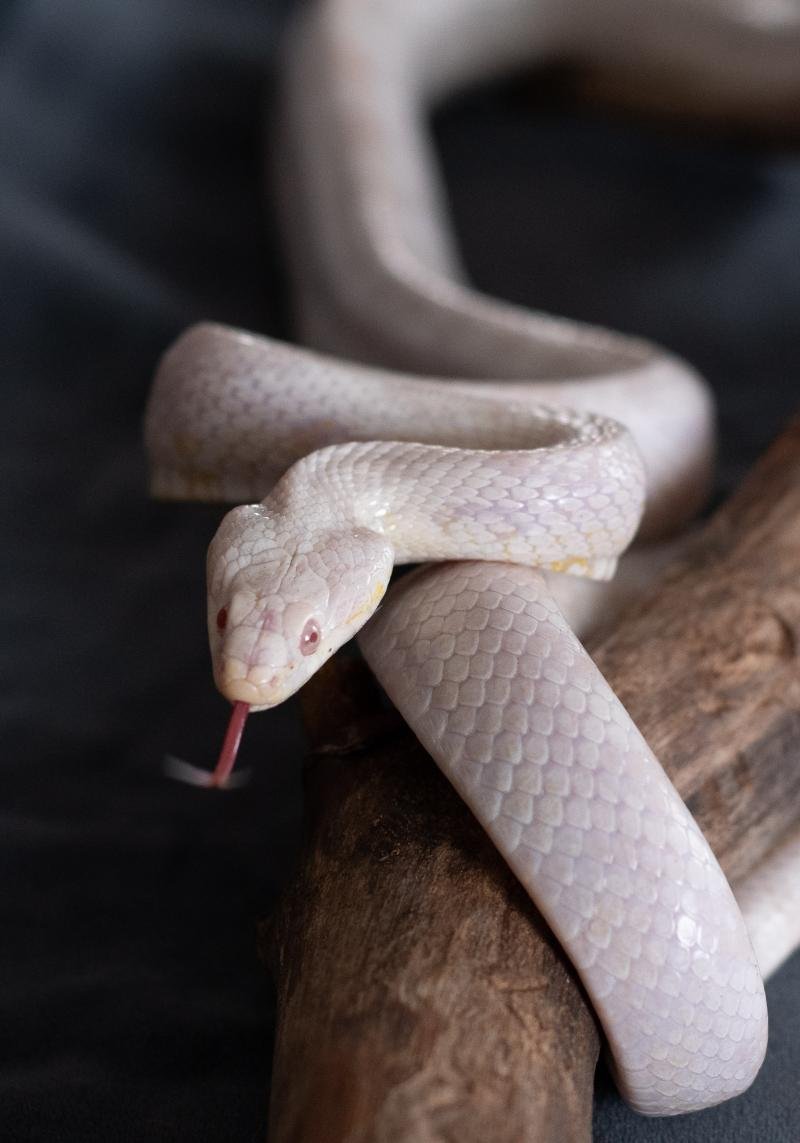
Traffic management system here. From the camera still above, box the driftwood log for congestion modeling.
[263,418,800,1143]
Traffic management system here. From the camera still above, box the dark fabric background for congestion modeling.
[2,2,798,1140]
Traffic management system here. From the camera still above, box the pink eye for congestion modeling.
[216,607,228,631]
[300,619,321,656]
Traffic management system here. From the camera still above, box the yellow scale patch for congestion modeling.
[345,580,387,627]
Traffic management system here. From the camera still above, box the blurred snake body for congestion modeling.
[145,0,800,1119]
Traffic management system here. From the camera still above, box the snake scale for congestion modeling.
[145,0,800,1119]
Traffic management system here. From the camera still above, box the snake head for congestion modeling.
[207,504,393,709]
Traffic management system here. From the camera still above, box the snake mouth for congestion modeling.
[217,658,294,709]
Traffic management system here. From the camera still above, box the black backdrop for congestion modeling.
[2,2,798,1140]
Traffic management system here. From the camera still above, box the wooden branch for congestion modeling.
[593,418,800,886]
[570,65,800,143]
[264,418,800,1143]
[265,659,599,1143]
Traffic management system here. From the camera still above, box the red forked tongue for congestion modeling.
[163,700,252,789]
[209,701,251,787]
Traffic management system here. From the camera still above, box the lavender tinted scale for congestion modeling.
[146,322,767,1114]
[142,0,800,1098]
[359,563,767,1114]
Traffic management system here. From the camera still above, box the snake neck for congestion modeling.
[277,436,643,580]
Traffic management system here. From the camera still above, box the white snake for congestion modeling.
[145,0,800,1120]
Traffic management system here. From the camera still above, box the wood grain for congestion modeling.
[264,418,800,1143]
[594,419,800,885]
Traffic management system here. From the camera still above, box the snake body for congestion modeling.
[145,0,800,1119]
[147,324,766,1115]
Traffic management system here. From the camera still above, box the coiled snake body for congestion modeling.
[145,0,800,1119]
[147,323,766,1115]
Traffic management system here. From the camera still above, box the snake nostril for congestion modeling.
[216,607,228,631]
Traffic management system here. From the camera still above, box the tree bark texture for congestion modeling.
[264,418,800,1143]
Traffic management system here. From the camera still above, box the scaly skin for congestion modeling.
[146,325,767,1115]
[201,404,642,704]
[144,0,800,1114]
[360,562,767,1115]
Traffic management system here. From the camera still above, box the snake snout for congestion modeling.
[214,616,291,702]
[216,650,291,708]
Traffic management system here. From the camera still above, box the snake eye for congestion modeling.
[300,618,321,656]
[216,607,228,631]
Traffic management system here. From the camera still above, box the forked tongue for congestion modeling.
[164,701,251,789]
[210,701,251,786]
